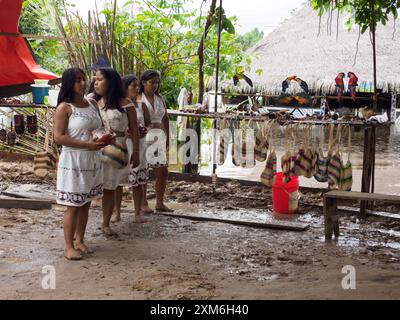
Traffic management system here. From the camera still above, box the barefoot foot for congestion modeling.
[64,248,83,261]
[75,242,94,254]
[102,226,117,236]
[141,205,154,214]
[155,205,174,213]
[111,214,121,223]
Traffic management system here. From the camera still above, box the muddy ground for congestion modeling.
[1,158,400,300]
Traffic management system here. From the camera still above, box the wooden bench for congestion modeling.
[323,190,400,240]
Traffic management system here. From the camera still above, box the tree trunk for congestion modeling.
[198,0,217,104]
[371,0,378,111]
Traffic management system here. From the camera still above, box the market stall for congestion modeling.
[169,108,390,216]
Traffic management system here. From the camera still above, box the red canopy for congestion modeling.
[0,0,59,97]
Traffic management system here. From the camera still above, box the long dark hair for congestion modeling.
[121,74,138,97]
[97,67,125,113]
[139,69,161,95]
[57,68,86,106]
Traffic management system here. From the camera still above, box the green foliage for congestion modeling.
[237,28,264,50]
[310,0,400,33]
[19,0,249,107]
[19,0,67,74]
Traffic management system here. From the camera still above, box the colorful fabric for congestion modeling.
[261,150,276,187]
[327,151,342,189]
[339,161,353,191]
[314,149,330,182]
[218,119,229,165]
[254,124,268,162]
[281,150,292,184]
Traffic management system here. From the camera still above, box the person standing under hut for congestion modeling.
[54,68,105,261]
[139,70,174,213]
[112,74,152,223]
[94,67,141,236]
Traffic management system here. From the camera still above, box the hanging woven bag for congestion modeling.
[260,121,277,187]
[339,125,353,191]
[240,119,255,168]
[231,119,241,167]
[314,124,331,182]
[6,122,17,146]
[218,118,229,165]
[34,110,57,177]
[254,120,269,162]
[281,124,292,184]
[0,119,6,142]
[327,124,344,189]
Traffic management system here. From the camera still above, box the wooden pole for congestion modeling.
[370,0,378,111]
[360,127,374,217]
[212,0,223,186]
[88,11,93,74]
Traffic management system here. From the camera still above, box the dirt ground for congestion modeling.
[1,158,400,300]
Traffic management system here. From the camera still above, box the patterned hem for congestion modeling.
[128,168,150,187]
[57,184,103,207]
[149,162,169,168]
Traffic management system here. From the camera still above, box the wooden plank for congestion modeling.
[155,212,309,231]
[167,172,328,193]
[1,191,56,203]
[167,110,391,127]
[325,190,400,203]
[0,197,52,210]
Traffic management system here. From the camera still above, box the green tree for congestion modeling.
[310,0,400,109]
[237,28,264,50]
[19,0,67,74]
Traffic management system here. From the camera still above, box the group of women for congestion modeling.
[53,67,173,260]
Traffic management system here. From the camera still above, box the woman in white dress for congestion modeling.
[54,68,105,260]
[94,67,140,235]
[139,70,173,213]
[112,75,151,223]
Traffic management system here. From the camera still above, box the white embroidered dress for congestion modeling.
[100,106,130,190]
[141,94,168,167]
[56,101,103,207]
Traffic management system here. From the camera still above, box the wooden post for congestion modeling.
[324,197,337,241]
[360,127,374,216]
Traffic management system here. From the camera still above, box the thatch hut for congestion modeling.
[212,4,400,98]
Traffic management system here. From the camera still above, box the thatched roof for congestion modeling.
[211,4,400,95]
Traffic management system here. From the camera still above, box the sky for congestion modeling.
[68,0,306,35]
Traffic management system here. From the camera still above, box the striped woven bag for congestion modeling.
[281,125,292,184]
[240,119,255,168]
[314,125,331,182]
[34,111,58,177]
[261,122,276,187]
[295,125,313,177]
[339,125,353,191]
[98,104,128,170]
[254,120,269,162]
[327,125,344,189]
[218,118,229,165]
[261,149,277,187]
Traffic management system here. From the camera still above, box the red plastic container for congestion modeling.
[272,172,299,214]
